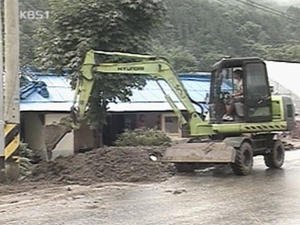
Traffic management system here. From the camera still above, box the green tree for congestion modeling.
[19,0,49,65]
[267,44,300,61]
[36,0,165,147]
[152,44,199,72]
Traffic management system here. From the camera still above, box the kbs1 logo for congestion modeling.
[20,11,49,20]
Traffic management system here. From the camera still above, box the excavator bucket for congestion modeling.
[162,141,236,163]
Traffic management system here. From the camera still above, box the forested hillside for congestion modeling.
[153,0,300,70]
[20,0,300,71]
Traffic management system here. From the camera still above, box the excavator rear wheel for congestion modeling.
[264,140,285,168]
[231,142,253,175]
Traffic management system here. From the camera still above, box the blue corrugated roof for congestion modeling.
[20,68,212,112]
[21,77,73,102]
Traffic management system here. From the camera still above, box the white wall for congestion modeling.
[45,113,74,158]
[23,112,45,152]
[23,112,74,159]
[266,61,300,114]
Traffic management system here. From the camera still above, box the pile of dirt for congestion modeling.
[29,147,175,185]
[282,138,300,151]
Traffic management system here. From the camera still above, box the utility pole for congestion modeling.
[0,0,20,182]
[0,0,5,182]
[4,0,19,123]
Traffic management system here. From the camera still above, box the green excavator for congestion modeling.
[46,50,295,175]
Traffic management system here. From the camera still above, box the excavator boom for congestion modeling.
[75,50,213,135]
[45,50,221,162]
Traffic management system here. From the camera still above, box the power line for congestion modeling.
[249,0,290,15]
[213,0,300,23]
[21,1,36,11]
[21,1,44,12]
[233,0,300,23]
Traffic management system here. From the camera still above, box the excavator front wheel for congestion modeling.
[231,142,253,175]
[264,140,285,169]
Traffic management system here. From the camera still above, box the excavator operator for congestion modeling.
[223,69,243,121]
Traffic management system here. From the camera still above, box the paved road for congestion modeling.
[1,150,300,225]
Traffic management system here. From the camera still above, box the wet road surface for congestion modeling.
[1,150,300,225]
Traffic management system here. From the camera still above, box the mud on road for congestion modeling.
[0,146,175,225]
[1,151,300,225]
[0,146,175,196]
[1,147,300,225]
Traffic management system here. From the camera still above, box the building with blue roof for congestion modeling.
[20,66,211,158]
[20,61,300,158]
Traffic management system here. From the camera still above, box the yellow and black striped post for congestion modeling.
[4,124,19,160]
[0,123,20,182]
[0,124,20,181]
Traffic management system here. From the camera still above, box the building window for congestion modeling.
[161,114,181,137]
[125,116,133,130]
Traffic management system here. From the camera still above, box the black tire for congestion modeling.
[175,163,195,173]
[264,140,285,168]
[231,142,253,175]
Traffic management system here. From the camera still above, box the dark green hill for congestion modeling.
[153,0,300,70]
[19,0,300,71]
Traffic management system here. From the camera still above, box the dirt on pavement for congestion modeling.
[2,138,297,197]
[28,146,175,185]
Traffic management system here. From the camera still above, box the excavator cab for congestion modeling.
[209,58,272,124]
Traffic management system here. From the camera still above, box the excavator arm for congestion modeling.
[73,50,213,136]
[45,50,216,161]
[66,51,236,164]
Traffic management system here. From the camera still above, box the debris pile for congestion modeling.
[282,138,300,151]
[29,147,175,185]
[283,141,295,151]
